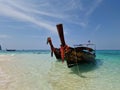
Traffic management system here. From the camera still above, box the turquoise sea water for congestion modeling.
[0,50,120,90]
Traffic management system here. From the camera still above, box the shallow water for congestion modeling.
[0,50,120,90]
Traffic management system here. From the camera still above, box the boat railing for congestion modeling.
[74,44,96,49]
[73,44,96,55]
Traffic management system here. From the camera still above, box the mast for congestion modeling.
[56,24,66,46]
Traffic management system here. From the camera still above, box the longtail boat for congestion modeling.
[6,49,16,51]
[47,37,61,59]
[0,45,2,50]
[56,24,96,68]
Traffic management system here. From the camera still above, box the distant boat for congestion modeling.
[6,49,16,51]
[0,45,1,50]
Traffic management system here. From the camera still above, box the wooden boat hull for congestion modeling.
[53,48,61,59]
[65,48,96,67]
[47,24,96,67]
[47,37,61,60]
[56,24,96,67]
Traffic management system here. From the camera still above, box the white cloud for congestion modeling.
[86,0,103,16]
[95,24,101,32]
[0,0,103,31]
[0,34,11,39]
[0,0,56,32]
[91,24,102,36]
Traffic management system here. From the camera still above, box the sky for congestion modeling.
[0,0,120,50]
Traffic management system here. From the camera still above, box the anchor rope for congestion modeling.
[74,46,80,76]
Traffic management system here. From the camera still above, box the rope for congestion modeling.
[74,46,80,76]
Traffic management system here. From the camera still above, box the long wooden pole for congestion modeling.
[56,24,66,46]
